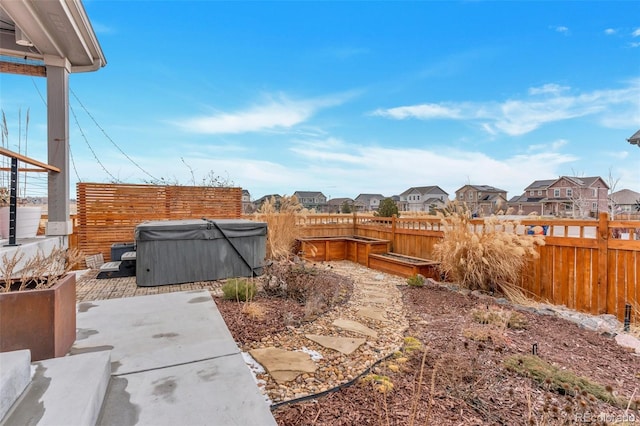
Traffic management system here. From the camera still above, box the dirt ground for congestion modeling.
[216,273,640,426]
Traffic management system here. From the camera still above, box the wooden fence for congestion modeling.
[76,183,242,262]
[294,212,639,321]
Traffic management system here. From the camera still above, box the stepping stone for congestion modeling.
[360,295,391,305]
[360,289,390,299]
[357,307,389,322]
[305,334,366,355]
[249,347,317,384]
[332,319,379,338]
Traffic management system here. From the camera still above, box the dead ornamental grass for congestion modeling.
[254,195,306,261]
[433,206,544,299]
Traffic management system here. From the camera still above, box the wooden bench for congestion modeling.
[368,252,440,280]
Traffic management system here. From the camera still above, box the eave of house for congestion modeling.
[0,0,106,74]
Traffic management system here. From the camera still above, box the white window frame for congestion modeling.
[566,188,573,197]
[553,189,560,197]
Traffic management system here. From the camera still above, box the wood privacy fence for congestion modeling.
[76,183,241,262]
[294,212,639,321]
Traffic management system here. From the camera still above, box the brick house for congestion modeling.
[398,186,449,212]
[454,185,508,216]
[508,176,609,218]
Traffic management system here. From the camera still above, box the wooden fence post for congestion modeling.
[597,212,609,314]
[353,211,357,236]
[391,214,397,252]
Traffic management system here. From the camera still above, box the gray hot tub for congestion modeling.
[134,218,267,287]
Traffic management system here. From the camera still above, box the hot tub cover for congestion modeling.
[135,219,267,241]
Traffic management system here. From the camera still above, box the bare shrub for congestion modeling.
[0,247,82,292]
[261,260,353,320]
[254,195,305,260]
[433,205,544,296]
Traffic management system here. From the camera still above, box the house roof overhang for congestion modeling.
[628,129,640,147]
[0,0,106,75]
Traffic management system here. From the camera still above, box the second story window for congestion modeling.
[566,189,573,197]
[554,189,560,197]
[468,192,473,200]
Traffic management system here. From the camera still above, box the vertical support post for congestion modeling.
[45,61,71,238]
[597,212,609,314]
[6,157,19,246]
[391,214,397,252]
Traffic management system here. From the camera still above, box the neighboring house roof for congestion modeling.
[293,191,325,198]
[456,184,507,193]
[610,189,640,205]
[327,198,354,206]
[354,194,385,201]
[628,129,640,146]
[254,194,281,204]
[524,179,556,191]
[424,197,446,205]
[242,189,250,196]
[400,186,449,197]
[551,176,609,189]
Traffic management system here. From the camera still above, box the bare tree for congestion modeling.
[606,167,621,219]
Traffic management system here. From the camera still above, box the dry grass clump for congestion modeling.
[433,206,544,297]
[472,306,528,329]
[254,195,305,260]
[504,354,635,410]
[1,247,82,292]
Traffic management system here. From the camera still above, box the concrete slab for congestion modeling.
[98,353,276,426]
[72,290,238,375]
[3,350,111,426]
[0,350,31,421]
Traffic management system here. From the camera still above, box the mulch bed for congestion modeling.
[217,277,640,426]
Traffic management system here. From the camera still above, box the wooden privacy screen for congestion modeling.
[76,183,242,262]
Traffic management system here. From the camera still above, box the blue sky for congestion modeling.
[1,0,639,201]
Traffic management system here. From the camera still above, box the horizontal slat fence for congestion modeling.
[76,183,241,263]
[293,213,639,321]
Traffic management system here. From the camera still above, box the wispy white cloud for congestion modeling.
[552,25,570,35]
[175,92,352,134]
[371,104,463,120]
[528,84,569,96]
[373,80,640,136]
[604,28,617,35]
[632,28,640,37]
[528,139,568,153]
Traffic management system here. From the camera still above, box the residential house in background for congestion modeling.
[399,186,449,212]
[253,194,282,211]
[455,185,508,216]
[545,176,608,217]
[507,179,556,215]
[293,191,327,211]
[609,189,640,217]
[354,194,385,212]
[241,189,253,213]
[326,197,354,213]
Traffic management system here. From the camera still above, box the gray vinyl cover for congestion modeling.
[135,219,267,287]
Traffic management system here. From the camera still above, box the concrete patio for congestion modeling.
[1,271,276,426]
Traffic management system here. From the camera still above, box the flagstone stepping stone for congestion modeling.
[332,319,379,338]
[356,307,389,322]
[249,347,317,384]
[360,295,391,305]
[360,289,390,299]
[305,334,366,355]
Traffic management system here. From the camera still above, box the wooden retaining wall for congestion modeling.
[294,213,639,321]
[76,183,241,262]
